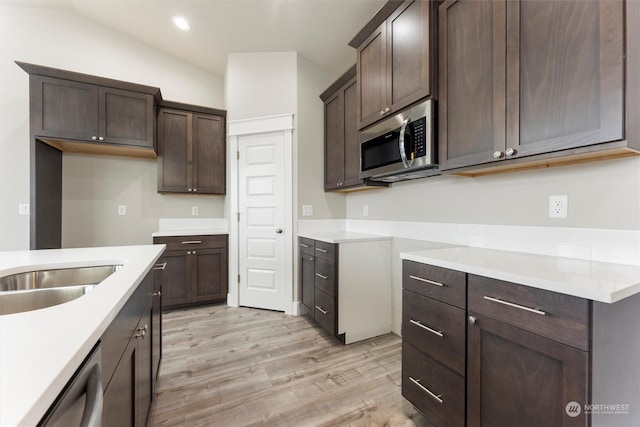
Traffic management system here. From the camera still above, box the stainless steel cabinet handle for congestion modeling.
[493,151,503,159]
[188,188,193,192]
[192,250,197,255]
[409,377,443,404]
[154,262,167,270]
[98,136,104,141]
[380,110,385,116]
[315,305,328,315]
[153,291,161,297]
[315,248,328,253]
[505,147,516,156]
[483,296,546,316]
[300,243,309,248]
[468,316,477,325]
[409,319,444,337]
[91,136,97,141]
[276,228,283,234]
[409,275,444,287]
[193,188,197,192]
[182,240,202,244]
[315,273,329,280]
[384,107,390,113]
[83,364,104,427]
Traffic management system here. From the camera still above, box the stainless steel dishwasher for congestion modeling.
[38,343,103,427]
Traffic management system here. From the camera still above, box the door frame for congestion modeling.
[227,114,295,314]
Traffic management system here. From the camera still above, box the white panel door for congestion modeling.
[238,132,286,311]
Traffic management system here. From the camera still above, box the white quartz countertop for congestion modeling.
[400,246,640,303]
[0,245,165,427]
[297,231,392,244]
[152,228,228,237]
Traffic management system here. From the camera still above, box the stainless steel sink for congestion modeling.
[0,265,121,315]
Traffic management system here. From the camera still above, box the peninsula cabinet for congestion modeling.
[349,0,437,130]
[153,234,228,309]
[438,0,638,175]
[157,101,226,195]
[298,234,391,344]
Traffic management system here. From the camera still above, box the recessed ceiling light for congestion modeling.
[172,16,191,31]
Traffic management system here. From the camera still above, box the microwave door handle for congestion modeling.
[399,117,413,168]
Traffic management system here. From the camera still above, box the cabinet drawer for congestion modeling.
[314,259,336,297]
[314,288,336,335]
[402,260,466,309]
[468,275,590,351]
[153,234,227,251]
[402,342,465,427]
[298,237,315,255]
[402,290,465,376]
[314,240,337,262]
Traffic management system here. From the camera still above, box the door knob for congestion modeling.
[275,228,283,234]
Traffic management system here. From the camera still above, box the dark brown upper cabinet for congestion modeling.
[350,0,437,130]
[439,0,635,174]
[157,101,226,195]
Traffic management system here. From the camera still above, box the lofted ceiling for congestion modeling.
[1,0,387,77]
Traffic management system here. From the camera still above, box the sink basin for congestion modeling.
[0,265,121,315]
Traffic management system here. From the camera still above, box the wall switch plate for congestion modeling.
[549,195,568,218]
[118,205,126,216]
[18,204,29,215]
[302,205,313,217]
[192,206,199,216]
[363,205,369,217]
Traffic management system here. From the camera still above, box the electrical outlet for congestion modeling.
[363,205,369,217]
[18,204,29,215]
[302,205,313,217]
[118,205,126,216]
[192,206,199,216]
[549,195,568,218]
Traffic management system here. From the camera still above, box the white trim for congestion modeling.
[228,114,295,314]
[228,114,294,136]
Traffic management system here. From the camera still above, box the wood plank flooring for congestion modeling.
[149,305,433,427]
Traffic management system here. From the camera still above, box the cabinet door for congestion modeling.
[151,266,163,392]
[136,301,153,427]
[439,0,507,170]
[467,313,589,427]
[100,87,154,148]
[357,22,387,129]
[342,79,363,187]
[193,113,226,194]
[160,250,190,308]
[192,247,228,303]
[387,0,433,112]
[157,108,191,193]
[103,338,136,427]
[324,91,345,190]
[300,253,315,314]
[31,76,99,141]
[506,0,623,157]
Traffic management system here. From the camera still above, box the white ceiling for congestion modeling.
[2,0,387,77]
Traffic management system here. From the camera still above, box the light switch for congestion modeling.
[302,205,313,217]
[118,205,126,216]
[192,206,199,216]
[18,204,29,215]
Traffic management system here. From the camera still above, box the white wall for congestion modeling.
[0,5,225,250]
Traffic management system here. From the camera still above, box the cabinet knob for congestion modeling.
[193,188,197,192]
[91,136,97,141]
[275,228,283,234]
[187,251,191,255]
[193,250,197,254]
[98,136,104,141]
[188,188,192,192]
[380,110,385,116]
[384,107,390,113]
[505,147,516,156]
[468,316,477,325]
[493,151,503,159]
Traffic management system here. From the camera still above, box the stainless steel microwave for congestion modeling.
[359,99,438,183]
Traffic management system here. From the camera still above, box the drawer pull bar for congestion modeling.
[300,243,310,248]
[154,262,167,270]
[483,296,546,316]
[409,377,443,403]
[181,240,202,245]
[409,319,444,337]
[315,273,329,280]
[409,275,444,287]
[315,305,328,315]
[315,248,328,253]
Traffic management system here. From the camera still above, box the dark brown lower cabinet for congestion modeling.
[153,235,228,309]
[466,313,588,427]
[102,269,157,427]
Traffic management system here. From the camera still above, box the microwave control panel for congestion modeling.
[412,117,427,158]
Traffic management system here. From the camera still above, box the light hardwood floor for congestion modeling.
[149,305,433,427]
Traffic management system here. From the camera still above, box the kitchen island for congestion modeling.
[0,245,164,426]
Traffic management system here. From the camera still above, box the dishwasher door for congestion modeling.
[38,343,103,427]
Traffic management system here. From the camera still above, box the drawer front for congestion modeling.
[314,259,336,297]
[298,237,315,255]
[402,290,466,375]
[314,288,336,335]
[402,342,465,427]
[154,234,227,251]
[403,260,466,308]
[314,240,337,263]
[468,274,590,351]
